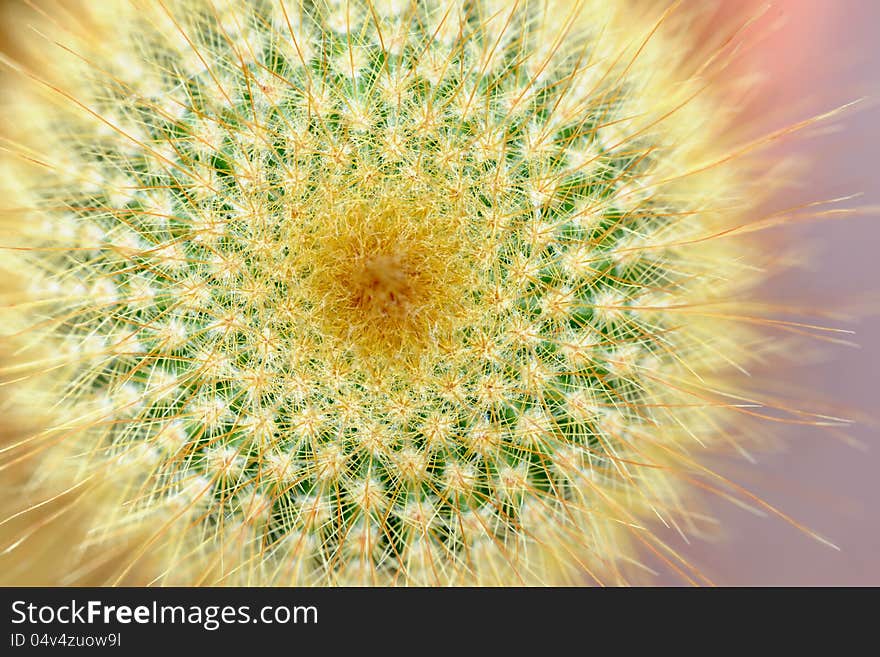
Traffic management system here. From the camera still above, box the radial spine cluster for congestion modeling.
[1,0,769,585]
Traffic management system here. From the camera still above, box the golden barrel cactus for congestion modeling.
[0,0,847,585]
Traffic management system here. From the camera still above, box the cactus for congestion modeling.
[0,0,842,585]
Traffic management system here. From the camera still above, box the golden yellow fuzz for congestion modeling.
[0,0,836,585]
[303,188,471,362]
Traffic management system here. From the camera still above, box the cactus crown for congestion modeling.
[0,0,791,585]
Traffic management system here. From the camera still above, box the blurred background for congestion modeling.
[0,0,877,585]
[655,0,880,585]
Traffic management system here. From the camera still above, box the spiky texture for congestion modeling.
[0,0,833,585]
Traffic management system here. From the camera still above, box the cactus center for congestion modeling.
[350,253,416,320]
[303,187,472,362]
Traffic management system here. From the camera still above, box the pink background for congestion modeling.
[654,0,880,585]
